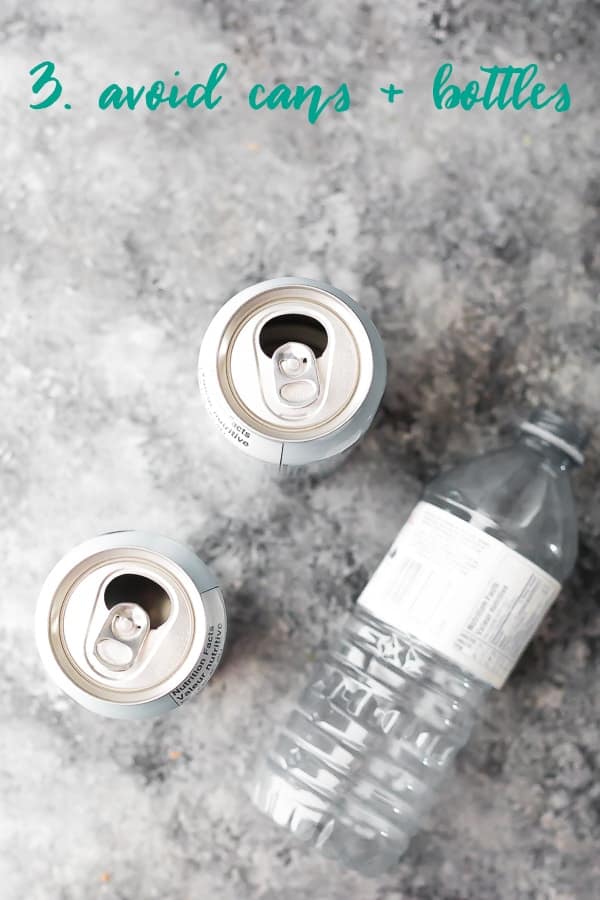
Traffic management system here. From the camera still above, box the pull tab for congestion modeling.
[272,342,321,410]
[93,602,150,672]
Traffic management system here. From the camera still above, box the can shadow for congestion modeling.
[216,583,274,672]
[371,299,598,477]
[186,529,276,672]
[369,308,527,483]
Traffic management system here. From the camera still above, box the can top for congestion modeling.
[200,278,386,446]
[36,532,220,707]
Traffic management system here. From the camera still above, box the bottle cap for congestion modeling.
[519,409,588,466]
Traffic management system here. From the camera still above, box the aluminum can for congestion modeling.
[36,531,226,719]
[198,277,387,474]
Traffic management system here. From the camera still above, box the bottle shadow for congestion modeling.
[511,532,600,685]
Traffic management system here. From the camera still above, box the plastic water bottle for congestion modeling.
[252,410,586,875]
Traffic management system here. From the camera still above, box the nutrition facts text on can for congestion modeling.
[170,622,225,705]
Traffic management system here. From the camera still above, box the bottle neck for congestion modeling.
[518,433,579,473]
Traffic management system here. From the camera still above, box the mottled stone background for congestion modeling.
[1,2,599,898]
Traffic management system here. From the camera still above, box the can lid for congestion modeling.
[36,532,221,707]
[199,278,386,456]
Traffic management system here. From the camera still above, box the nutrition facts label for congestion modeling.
[358,502,561,688]
[170,621,225,705]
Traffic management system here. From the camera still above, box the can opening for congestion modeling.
[259,314,328,359]
[104,574,171,629]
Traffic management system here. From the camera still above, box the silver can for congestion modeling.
[198,277,387,474]
[36,531,226,719]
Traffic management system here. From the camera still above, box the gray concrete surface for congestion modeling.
[1,1,599,898]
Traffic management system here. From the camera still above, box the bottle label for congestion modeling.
[357,502,561,688]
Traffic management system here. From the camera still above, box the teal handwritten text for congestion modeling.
[433,63,570,111]
[248,82,351,123]
[98,63,228,110]
[29,60,64,109]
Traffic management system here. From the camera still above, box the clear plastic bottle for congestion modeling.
[252,410,586,875]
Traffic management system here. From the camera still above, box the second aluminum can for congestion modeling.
[198,277,387,475]
[35,531,227,719]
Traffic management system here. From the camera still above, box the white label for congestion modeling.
[358,502,561,688]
